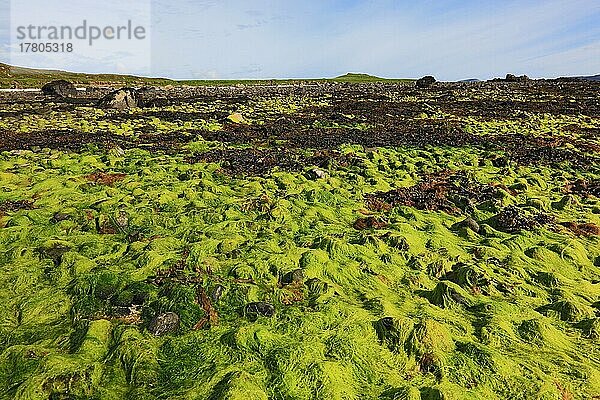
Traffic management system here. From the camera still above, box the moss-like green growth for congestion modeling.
[1,81,599,399]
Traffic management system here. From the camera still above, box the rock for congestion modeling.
[505,74,530,82]
[210,284,225,303]
[310,168,328,179]
[98,88,139,110]
[115,210,129,229]
[112,290,134,307]
[305,278,328,296]
[227,112,246,124]
[416,76,436,89]
[41,80,77,98]
[245,302,275,320]
[148,312,180,336]
[50,212,70,223]
[353,216,388,230]
[281,269,304,285]
[460,217,480,233]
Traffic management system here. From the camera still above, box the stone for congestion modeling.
[98,88,139,110]
[461,217,480,233]
[245,302,275,320]
[227,112,246,124]
[416,76,436,89]
[148,312,180,336]
[41,80,77,97]
[281,269,304,285]
[210,284,225,303]
[50,212,70,223]
[505,74,530,82]
[311,168,328,179]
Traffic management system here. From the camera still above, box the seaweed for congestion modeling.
[0,80,599,399]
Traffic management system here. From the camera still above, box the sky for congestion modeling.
[1,0,599,80]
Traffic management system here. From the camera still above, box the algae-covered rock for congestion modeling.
[380,232,410,251]
[576,318,600,340]
[407,319,454,377]
[454,217,480,233]
[536,299,595,322]
[148,312,180,336]
[281,269,304,285]
[115,326,159,387]
[422,281,473,308]
[227,112,247,124]
[374,316,414,353]
[381,386,421,400]
[210,284,226,303]
[305,277,328,297]
[98,88,140,110]
[517,319,566,346]
[245,302,275,320]
[443,263,490,292]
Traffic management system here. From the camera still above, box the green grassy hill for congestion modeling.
[0,63,175,89]
[0,63,414,88]
[333,73,413,83]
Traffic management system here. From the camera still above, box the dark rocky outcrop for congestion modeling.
[245,302,275,320]
[41,80,77,97]
[281,269,304,285]
[416,76,436,88]
[98,87,139,109]
[505,74,530,82]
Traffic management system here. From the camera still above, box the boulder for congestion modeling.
[210,284,225,303]
[454,217,480,233]
[41,80,77,97]
[98,87,139,109]
[245,302,275,320]
[505,74,530,82]
[281,269,304,285]
[148,312,180,336]
[416,76,436,88]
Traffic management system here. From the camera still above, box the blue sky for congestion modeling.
[1,0,599,80]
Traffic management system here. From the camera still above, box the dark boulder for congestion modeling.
[281,269,304,285]
[245,302,275,320]
[505,74,530,82]
[50,212,70,223]
[41,80,77,97]
[453,217,480,233]
[98,87,140,110]
[148,312,180,336]
[416,76,436,88]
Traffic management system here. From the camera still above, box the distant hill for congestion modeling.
[580,74,600,81]
[1,64,416,88]
[332,73,413,83]
[459,78,481,83]
[0,62,174,89]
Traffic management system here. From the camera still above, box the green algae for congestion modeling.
[1,87,600,399]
